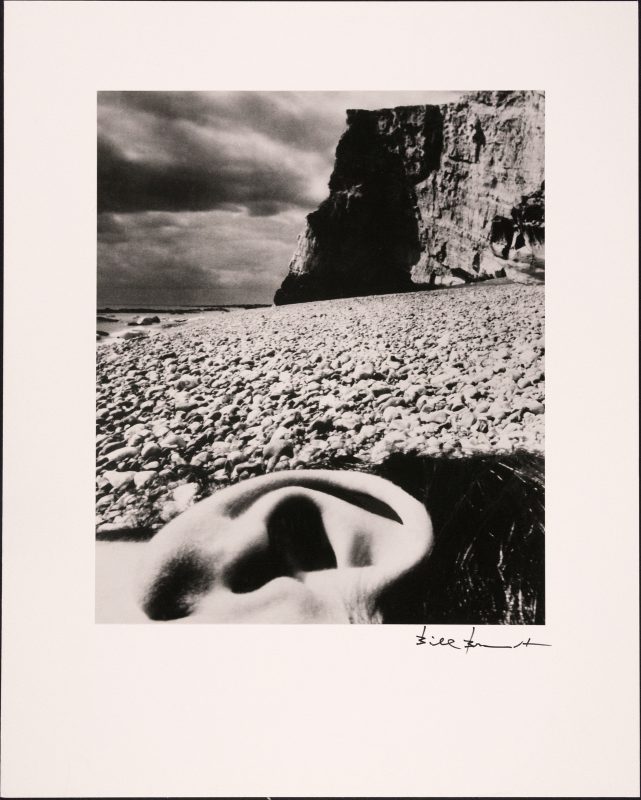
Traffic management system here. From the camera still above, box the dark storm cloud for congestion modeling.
[97,92,335,216]
[98,132,318,215]
[103,91,340,154]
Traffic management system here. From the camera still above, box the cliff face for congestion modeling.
[274,91,545,305]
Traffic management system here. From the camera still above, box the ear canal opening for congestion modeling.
[267,495,338,573]
[228,495,338,594]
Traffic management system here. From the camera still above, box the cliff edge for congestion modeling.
[274,91,544,305]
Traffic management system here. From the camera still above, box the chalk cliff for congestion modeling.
[274,91,544,305]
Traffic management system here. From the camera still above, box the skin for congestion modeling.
[98,470,434,624]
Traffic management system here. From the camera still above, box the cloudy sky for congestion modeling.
[97,91,463,306]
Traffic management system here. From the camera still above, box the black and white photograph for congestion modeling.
[96,90,546,624]
[4,2,639,797]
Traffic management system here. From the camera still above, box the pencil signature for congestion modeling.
[415,626,551,652]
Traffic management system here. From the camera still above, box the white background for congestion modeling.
[2,2,639,796]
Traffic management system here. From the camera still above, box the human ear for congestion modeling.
[135,470,433,623]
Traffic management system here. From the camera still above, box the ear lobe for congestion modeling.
[136,470,433,623]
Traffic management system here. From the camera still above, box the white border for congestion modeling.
[3,2,639,796]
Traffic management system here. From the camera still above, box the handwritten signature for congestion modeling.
[416,626,551,653]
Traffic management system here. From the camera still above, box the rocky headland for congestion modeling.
[96,283,544,536]
[275,91,544,304]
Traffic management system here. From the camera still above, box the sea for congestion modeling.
[96,304,269,345]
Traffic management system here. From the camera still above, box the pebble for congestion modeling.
[134,471,156,488]
[160,432,186,449]
[104,471,136,490]
[96,284,544,532]
[97,522,124,533]
[96,494,114,508]
[264,434,293,462]
[521,400,544,415]
[458,411,476,428]
[226,450,245,466]
[160,501,178,522]
[173,482,199,511]
[173,393,198,411]
[382,406,404,422]
[121,330,148,340]
[108,446,139,463]
[141,442,161,459]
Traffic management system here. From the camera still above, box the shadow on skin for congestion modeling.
[95,451,544,625]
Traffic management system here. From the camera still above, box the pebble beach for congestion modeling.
[96,282,544,535]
